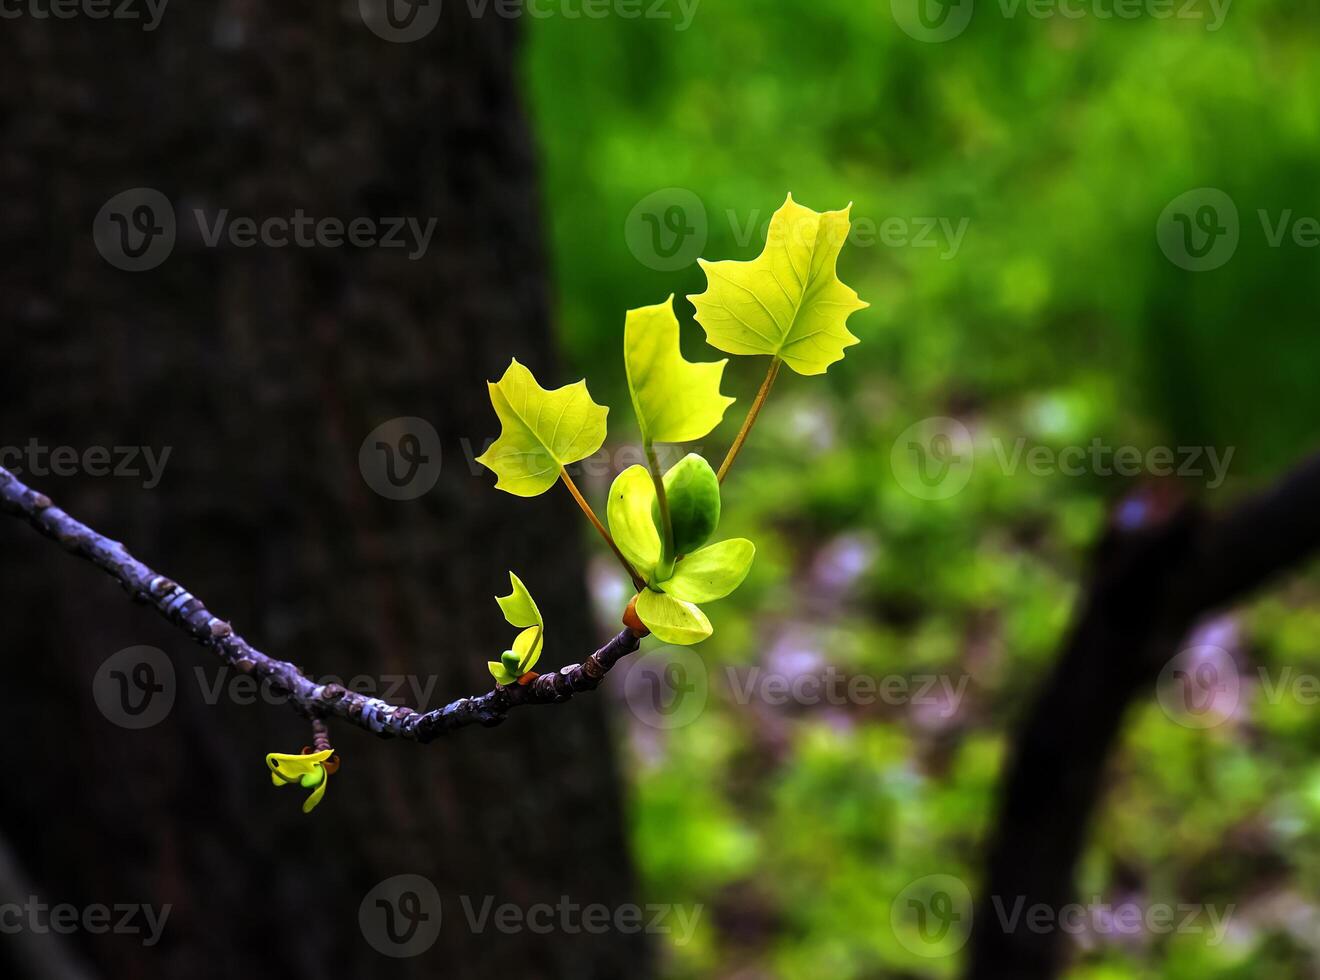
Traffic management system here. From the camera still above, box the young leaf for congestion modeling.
[655,453,721,556]
[267,750,335,814]
[607,464,661,580]
[475,358,609,496]
[659,538,755,603]
[634,588,713,646]
[496,572,542,630]
[488,574,545,684]
[488,661,521,686]
[688,194,869,376]
[511,624,543,673]
[624,295,735,443]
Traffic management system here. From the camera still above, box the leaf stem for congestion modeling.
[559,467,646,591]
[644,441,676,584]
[718,356,782,484]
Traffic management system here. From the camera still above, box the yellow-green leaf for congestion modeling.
[266,750,334,814]
[688,194,869,376]
[634,588,713,646]
[511,625,543,673]
[496,572,542,630]
[488,661,520,686]
[607,464,661,580]
[475,358,609,496]
[660,538,755,603]
[624,295,735,443]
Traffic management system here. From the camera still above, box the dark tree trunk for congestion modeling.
[0,5,646,979]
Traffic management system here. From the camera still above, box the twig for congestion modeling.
[718,356,781,483]
[559,466,646,590]
[0,465,643,745]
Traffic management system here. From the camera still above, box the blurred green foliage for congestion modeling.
[525,3,1320,976]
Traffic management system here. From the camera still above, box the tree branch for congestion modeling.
[0,465,643,745]
[968,451,1320,979]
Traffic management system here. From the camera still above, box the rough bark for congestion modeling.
[0,5,647,978]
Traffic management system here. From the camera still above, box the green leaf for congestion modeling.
[635,588,713,646]
[475,358,609,496]
[488,661,520,686]
[512,625,543,673]
[607,464,661,580]
[655,453,721,556]
[496,572,542,629]
[659,538,755,603]
[489,573,544,682]
[687,194,869,376]
[624,295,735,443]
